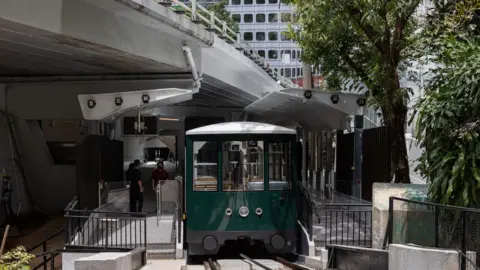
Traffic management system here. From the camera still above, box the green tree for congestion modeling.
[206,0,239,33]
[414,0,480,207]
[285,0,425,183]
[0,246,35,270]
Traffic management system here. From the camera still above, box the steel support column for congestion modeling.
[302,128,308,187]
[352,115,364,198]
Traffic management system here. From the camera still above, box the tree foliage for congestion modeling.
[414,0,480,207]
[0,246,35,270]
[285,0,425,183]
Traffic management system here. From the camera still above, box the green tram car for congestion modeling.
[185,121,299,255]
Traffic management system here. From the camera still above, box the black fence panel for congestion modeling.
[362,126,391,201]
[388,197,480,270]
[76,135,123,210]
[335,126,391,201]
[325,204,372,247]
[335,131,354,196]
[65,208,147,250]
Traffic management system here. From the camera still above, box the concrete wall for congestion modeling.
[389,244,459,270]
[0,115,77,214]
[62,252,97,270]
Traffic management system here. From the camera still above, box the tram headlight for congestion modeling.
[239,206,249,218]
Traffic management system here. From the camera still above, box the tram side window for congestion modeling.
[222,141,264,192]
[268,142,291,191]
[193,141,218,191]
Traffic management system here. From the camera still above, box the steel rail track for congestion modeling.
[239,253,314,270]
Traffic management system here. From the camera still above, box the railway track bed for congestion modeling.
[183,253,315,270]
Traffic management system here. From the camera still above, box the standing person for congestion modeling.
[128,160,144,212]
[151,161,170,191]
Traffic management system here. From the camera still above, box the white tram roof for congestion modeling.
[186,121,296,135]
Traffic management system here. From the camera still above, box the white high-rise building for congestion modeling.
[225,0,321,84]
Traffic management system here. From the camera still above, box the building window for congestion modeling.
[244,0,253,4]
[297,68,301,76]
[256,32,265,41]
[292,50,296,59]
[244,32,253,41]
[232,0,241,4]
[281,50,291,56]
[268,0,278,3]
[256,0,265,3]
[222,141,264,192]
[300,68,303,76]
[281,68,284,76]
[232,14,241,23]
[285,68,291,77]
[274,68,278,74]
[268,31,278,41]
[298,50,301,58]
[256,13,265,22]
[292,68,296,77]
[258,50,265,57]
[268,142,291,191]
[281,13,292,22]
[268,13,278,22]
[244,14,253,23]
[281,31,291,41]
[268,50,278,59]
[193,141,218,191]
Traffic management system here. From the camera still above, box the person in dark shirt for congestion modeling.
[128,159,143,212]
[151,161,170,191]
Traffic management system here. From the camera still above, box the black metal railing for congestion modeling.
[27,229,65,270]
[298,184,314,238]
[65,208,147,250]
[324,203,372,247]
[387,196,480,270]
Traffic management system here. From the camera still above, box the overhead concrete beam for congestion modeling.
[138,105,241,119]
[202,36,283,97]
[0,0,208,73]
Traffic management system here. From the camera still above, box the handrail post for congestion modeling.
[191,0,197,21]
[388,197,394,246]
[209,11,215,31]
[434,205,439,248]
[50,253,55,270]
[42,242,47,270]
[222,21,227,36]
[461,210,467,270]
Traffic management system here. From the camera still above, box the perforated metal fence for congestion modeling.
[389,197,480,270]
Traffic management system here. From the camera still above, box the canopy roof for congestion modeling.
[245,88,365,130]
[186,121,296,135]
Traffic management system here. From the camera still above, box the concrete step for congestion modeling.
[148,243,176,250]
[147,249,176,260]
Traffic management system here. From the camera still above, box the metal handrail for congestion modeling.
[167,0,297,88]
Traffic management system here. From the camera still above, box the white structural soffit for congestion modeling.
[78,88,194,120]
[245,88,365,130]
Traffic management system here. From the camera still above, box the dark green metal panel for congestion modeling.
[185,134,297,232]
